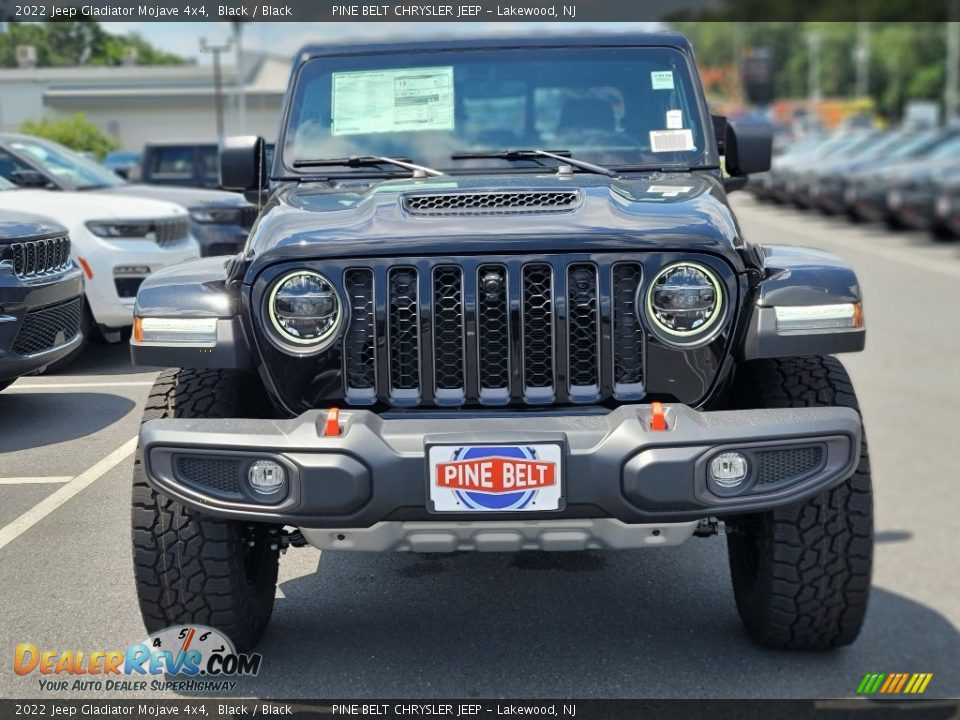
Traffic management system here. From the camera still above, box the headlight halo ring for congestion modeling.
[265,269,345,352]
[642,260,725,345]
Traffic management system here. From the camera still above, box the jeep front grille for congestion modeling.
[151,218,190,247]
[341,257,645,407]
[403,191,581,216]
[8,236,71,279]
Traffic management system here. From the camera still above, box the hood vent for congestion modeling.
[403,190,582,216]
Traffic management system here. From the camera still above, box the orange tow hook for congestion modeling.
[649,401,667,431]
[324,407,341,437]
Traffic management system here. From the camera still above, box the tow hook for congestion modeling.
[694,518,727,537]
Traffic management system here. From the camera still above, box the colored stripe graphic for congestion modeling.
[857,673,933,694]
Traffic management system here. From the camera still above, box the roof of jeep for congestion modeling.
[295,32,693,61]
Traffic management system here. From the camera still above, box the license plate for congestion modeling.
[427,443,563,512]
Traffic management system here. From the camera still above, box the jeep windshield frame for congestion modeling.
[277,43,717,179]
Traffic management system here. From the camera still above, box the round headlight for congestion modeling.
[644,262,723,341]
[267,270,343,348]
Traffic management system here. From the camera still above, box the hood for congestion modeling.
[98,183,250,209]
[0,210,66,243]
[0,189,186,234]
[247,172,744,270]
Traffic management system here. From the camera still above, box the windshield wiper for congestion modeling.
[450,149,618,178]
[292,155,444,177]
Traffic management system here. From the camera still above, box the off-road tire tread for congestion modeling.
[727,356,873,650]
[131,368,278,651]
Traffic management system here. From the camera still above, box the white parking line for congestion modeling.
[8,381,156,390]
[0,437,138,553]
[0,477,73,485]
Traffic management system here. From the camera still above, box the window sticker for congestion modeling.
[650,129,695,153]
[666,109,683,129]
[332,66,455,136]
[651,71,675,90]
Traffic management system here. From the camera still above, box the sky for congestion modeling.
[100,22,660,64]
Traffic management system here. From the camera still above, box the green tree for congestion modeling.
[19,113,119,160]
[0,21,184,68]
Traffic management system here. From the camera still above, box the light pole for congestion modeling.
[200,36,233,142]
[232,21,247,135]
[854,22,870,99]
[947,0,960,123]
[806,29,823,113]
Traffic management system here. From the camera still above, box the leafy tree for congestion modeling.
[19,113,119,160]
[0,21,184,68]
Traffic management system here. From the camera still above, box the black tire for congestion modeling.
[131,368,280,651]
[725,356,873,650]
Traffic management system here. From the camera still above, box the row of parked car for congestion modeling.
[0,133,260,389]
[749,125,960,239]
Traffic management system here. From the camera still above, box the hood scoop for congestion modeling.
[402,190,582,216]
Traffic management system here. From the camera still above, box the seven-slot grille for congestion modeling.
[7,236,71,278]
[341,257,645,407]
[152,218,190,247]
[11,297,83,355]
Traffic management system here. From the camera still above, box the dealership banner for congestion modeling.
[1,699,958,718]
[0,0,957,22]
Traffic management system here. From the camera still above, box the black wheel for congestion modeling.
[131,368,280,651]
[725,356,873,650]
[40,305,93,374]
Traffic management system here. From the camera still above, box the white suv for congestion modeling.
[0,176,199,346]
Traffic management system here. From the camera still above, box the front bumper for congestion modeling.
[190,222,248,257]
[140,404,862,537]
[0,265,85,381]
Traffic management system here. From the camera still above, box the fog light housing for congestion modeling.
[248,460,286,496]
[709,452,749,489]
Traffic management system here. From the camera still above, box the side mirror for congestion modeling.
[725,122,773,177]
[711,114,727,156]
[220,136,267,192]
[9,169,51,188]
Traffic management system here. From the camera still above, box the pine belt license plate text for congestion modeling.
[427,443,563,512]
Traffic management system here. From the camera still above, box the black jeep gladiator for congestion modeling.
[1,210,84,391]
[130,33,872,651]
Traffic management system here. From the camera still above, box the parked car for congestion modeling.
[0,209,84,391]
[103,150,141,180]
[129,33,872,653]
[0,175,199,367]
[882,137,960,231]
[933,173,960,238]
[844,127,960,225]
[0,134,257,257]
[139,141,221,189]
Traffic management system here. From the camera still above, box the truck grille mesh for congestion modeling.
[12,297,82,355]
[403,191,581,215]
[9,236,71,278]
[756,446,824,486]
[340,256,645,407]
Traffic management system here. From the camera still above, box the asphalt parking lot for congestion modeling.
[1,195,958,700]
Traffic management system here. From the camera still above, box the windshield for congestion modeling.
[283,46,711,174]
[9,139,127,190]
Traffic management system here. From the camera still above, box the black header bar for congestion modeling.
[0,0,957,22]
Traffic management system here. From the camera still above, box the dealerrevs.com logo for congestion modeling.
[14,625,262,693]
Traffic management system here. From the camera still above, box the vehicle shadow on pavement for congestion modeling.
[44,341,161,377]
[0,392,135,453]
[188,542,960,699]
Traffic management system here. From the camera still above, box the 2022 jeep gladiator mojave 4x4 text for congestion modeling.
[129,34,872,651]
